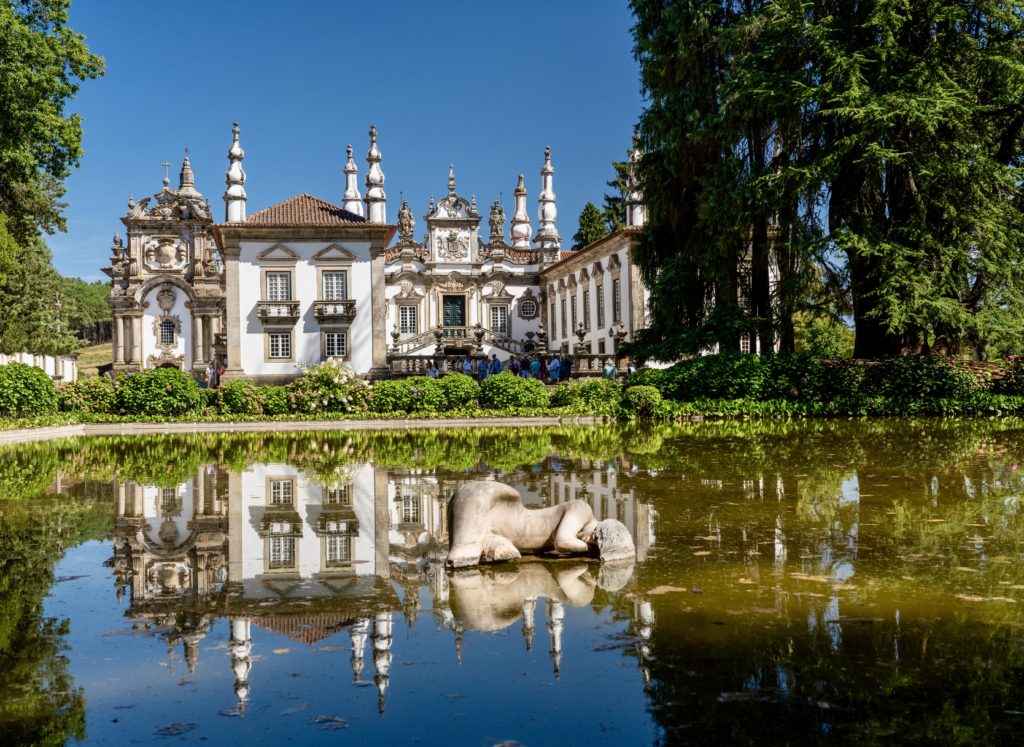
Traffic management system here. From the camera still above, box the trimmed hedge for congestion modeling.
[478,372,549,409]
[114,368,204,416]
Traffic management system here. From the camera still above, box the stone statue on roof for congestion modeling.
[398,199,415,242]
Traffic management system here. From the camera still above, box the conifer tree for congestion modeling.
[572,202,609,250]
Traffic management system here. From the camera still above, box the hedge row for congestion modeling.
[7,353,1024,423]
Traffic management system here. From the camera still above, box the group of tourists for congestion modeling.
[417,353,635,384]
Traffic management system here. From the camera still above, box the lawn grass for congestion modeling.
[75,342,111,378]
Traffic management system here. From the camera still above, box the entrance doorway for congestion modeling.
[442,295,465,327]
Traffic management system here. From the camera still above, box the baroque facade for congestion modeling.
[105,124,649,380]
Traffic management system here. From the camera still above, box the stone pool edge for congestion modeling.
[0,416,603,446]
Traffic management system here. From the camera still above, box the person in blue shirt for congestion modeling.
[462,356,473,377]
[547,355,560,383]
[490,354,502,375]
[559,354,572,382]
[529,357,541,379]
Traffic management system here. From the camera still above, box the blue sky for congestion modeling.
[52,0,643,280]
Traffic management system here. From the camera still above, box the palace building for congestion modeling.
[104,124,649,380]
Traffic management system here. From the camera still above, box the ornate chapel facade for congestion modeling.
[105,124,649,381]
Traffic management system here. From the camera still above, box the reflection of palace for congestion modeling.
[108,460,656,712]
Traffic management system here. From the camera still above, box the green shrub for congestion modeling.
[761,352,830,401]
[550,378,622,415]
[623,385,662,418]
[114,368,204,416]
[992,360,1024,395]
[287,360,370,414]
[220,380,265,415]
[478,371,549,409]
[438,372,479,409]
[0,363,57,417]
[861,356,980,401]
[662,353,767,401]
[370,380,412,413]
[622,367,666,392]
[371,377,446,414]
[56,376,115,413]
[263,386,290,416]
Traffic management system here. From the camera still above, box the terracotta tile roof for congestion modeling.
[559,250,575,261]
[245,193,366,226]
[506,248,538,263]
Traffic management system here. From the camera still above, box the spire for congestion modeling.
[223,122,247,222]
[365,125,387,223]
[372,612,393,713]
[536,145,560,261]
[509,174,532,249]
[342,144,364,217]
[178,152,200,199]
[625,129,646,228]
[448,163,456,195]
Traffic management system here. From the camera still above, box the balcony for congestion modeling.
[313,299,357,324]
[256,300,301,325]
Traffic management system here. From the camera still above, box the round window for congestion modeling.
[520,299,537,318]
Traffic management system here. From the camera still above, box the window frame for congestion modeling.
[265,329,294,362]
[264,270,293,301]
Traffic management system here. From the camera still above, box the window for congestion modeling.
[582,290,591,331]
[325,536,352,566]
[322,270,347,300]
[325,331,347,358]
[268,332,291,359]
[612,278,622,322]
[269,537,295,569]
[325,484,352,505]
[740,335,751,354]
[402,494,420,523]
[266,271,292,301]
[559,299,567,338]
[270,479,293,505]
[399,305,418,337]
[520,298,537,318]
[159,319,176,346]
[596,285,605,328]
[490,305,509,335]
[570,295,578,330]
[160,487,179,514]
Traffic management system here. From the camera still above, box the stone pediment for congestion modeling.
[255,244,300,263]
[312,244,357,262]
[428,194,476,223]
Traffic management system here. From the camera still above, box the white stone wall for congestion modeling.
[238,463,378,596]
[0,353,79,381]
[140,284,192,370]
[237,241,374,376]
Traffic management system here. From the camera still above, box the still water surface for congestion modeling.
[3,421,1024,745]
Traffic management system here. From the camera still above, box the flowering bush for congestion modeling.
[287,359,370,414]
[220,380,265,415]
[56,376,116,413]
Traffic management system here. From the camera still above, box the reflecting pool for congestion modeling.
[3,421,1024,744]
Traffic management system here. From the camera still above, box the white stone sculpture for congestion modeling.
[445,480,636,567]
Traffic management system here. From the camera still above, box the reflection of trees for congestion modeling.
[0,494,110,745]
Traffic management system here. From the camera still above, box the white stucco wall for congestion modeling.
[238,241,373,376]
[140,283,192,370]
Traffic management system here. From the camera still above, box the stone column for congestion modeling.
[114,316,125,364]
[193,314,205,366]
[131,314,143,367]
[369,241,388,377]
[222,243,244,381]
[628,248,646,337]
[374,467,390,579]
[228,470,244,584]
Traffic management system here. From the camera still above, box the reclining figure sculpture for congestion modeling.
[446,480,636,568]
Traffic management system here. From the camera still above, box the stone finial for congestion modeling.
[224,122,247,222]
[178,153,200,199]
[365,125,387,223]
[128,193,135,209]
[510,174,532,249]
[448,162,456,195]
[626,128,646,227]
[536,145,560,256]
[342,144,364,217]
